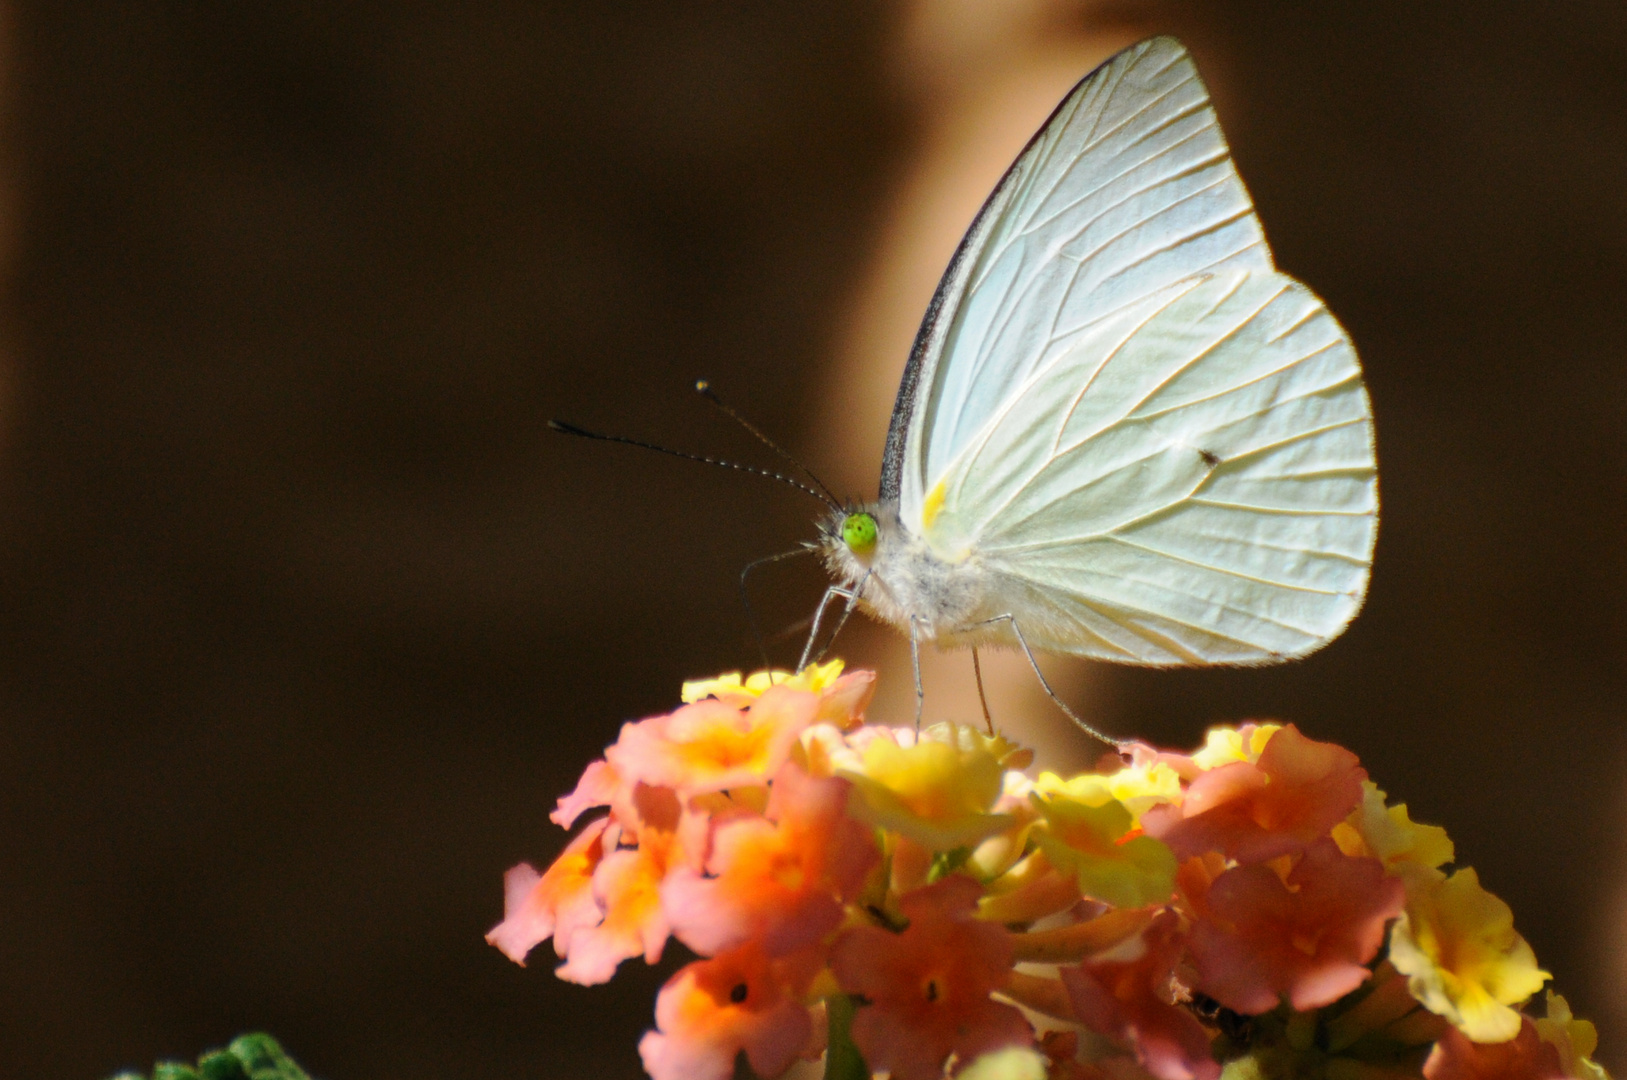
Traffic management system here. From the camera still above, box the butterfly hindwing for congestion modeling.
[925,270,1375,663]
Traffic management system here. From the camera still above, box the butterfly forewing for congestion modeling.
[895,36,1274,514]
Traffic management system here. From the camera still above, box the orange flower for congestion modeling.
[638,942,821,1080]
[552,759,627,830]
[831,876,1032,1080]
[1062,911,1219,1080]
[1424,1019,1565,1080]
[1143,725,1366,865]
[663,761,877,957]
[494,666,1608,1080]
[609,685,819,795]
[682,659,877,731]
[485,818,609,966]
[556,827,676,985]
[1185,838,1404,1013]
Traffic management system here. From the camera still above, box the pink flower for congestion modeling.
[814,668,878,729]
[1424,1020,1566,1080]
[637,942,820,1080]
[1061,912,1220,1080]
[552,759,626,830]
[1143,725,1365,865]
[831,876,1033,1080]
[1038,1030,1114,1080]
[609,685,819,795]
[556,828,676,985]
[663,761,877,957]
[485,818,609,966]
[1185,838,1404,1013]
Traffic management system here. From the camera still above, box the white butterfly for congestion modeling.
[816,37,1376,733]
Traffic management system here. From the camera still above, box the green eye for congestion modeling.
[841,512,878,555]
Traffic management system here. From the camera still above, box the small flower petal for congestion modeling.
[1534,993,1609,1080]
[609,685,819,794]
[1143,725,1366,865]
[1034,759,1183,826]
[485,818,609,965]
[831,876,1032,1080]
[1333,781,1454,880]
[1191,723,1282,769]
[1033,793,1177,910]
[556,828,675,985]
[637,943,819,1080]
[552,759,625,830]
[840,723,1014,851]
[683,658,849,703]
[664,762,877,957]
[1424,1019,1565,1080]
[1389,868,1550,1042]
[958,1047,1051,1080]
[1061,911,1220,1080]
[1186,838,1404,1013]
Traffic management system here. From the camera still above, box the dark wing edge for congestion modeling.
[877,35,1181,503]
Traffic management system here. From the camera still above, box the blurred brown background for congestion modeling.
[0,2,1625,1078]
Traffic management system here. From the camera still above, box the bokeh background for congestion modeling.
[0,2,1624,1077]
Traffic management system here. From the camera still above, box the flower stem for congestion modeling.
[1008,907,1154,963]
[1002,970,1074,1022]
[823,994,869,1080]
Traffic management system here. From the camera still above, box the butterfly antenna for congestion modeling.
[549,420,834,505]
[694,381,842,510]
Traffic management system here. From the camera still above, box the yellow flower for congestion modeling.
[1190,722,1282,769]
[1033,759,1181,825]
[838,723,1014,850]
[681,659,847,703]
[1536,992,1610,1080]
[1388,867,1549,1042]
[1332,781,1454,882]
[964,771,1041,881]
[1031,788,1177,910]
[956,1047,1049,1080]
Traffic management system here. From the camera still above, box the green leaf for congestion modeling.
[227,1034,312,1080]
[107,1034,312,1080]
[927,846,974,883]
[823,994,869,1080]
[198,1049,250,1080]
[152,1066,202,1080]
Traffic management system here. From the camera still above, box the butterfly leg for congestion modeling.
[972,614,1118,749]
[970,647,994,735]
[909,616,926,731]
[739,547,817,677]
[799,585,857,672]
[808,568,871,669]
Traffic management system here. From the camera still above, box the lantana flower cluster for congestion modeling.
[488,662,1609,1080]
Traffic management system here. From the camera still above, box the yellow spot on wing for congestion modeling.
[922,480,946,531]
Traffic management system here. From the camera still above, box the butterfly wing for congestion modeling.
[927,269,1375,663]
[885,37,1376,664]
[883,35,1274,509]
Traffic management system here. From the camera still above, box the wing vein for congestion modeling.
[1100,535,1344,594]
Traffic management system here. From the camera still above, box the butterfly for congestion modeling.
[813,37,1377,735]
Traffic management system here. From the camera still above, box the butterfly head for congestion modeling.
[840,511,878,557]
[816,504,888,586]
